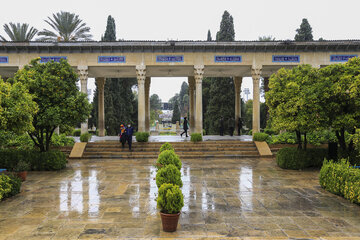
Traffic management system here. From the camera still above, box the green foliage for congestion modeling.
[0,22,38,41]
[80,133,92,142]
[102,15,116,41]
[320,159,360,204]
[216,10,235,41]
[0,149,66,171]
[352,129,360,153]
[3,173,21,199]
[156,164,183,188]
[160,142,174,153]
[244,100,253,130]
[157,183,184,214]
[59,125,74,136]
[179,82,189,116]
[264,128,278,135]
[253,132,269,142]
[0,77,37,134]
[72,129,81,136]
[190,133,203,142]
[207,30,212,41]
[51,134,75,147]
[156,150,182,170]
[150,94,162,111]
[276,147,328,170]
[258,35,275,41]
[12,58,91,152]
[13,160,30,172]
[171,100,180,124]
[37,11,92,41]
[135,132,150,142]
[0,174,12,201]
[294,18,313,41]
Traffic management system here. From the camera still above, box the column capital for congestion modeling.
[136,65,146,84]
[194,65,204,83]
[251,66,262,81]
[77,66,88,78]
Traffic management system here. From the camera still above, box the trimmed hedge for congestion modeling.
[276,147,328,170]
[0,149,67,171]
[156,150,182,170]
[135,132,150,142]
[159,142,174,153]
[320,159,360,204]
[80,133,92,142]
[190,133,202,142]
[253,132,269,142]
[156,164,183,188]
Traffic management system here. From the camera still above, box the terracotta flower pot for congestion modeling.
[160,212,180,232]
[17,171,27,181]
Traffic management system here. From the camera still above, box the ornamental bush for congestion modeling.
[51,134,75,147]
[190,133,202,142]
[156,164,183,188]
[253,132,269,142]
[0,174,12,201]
[276,147,327,170]
[320,159,360,204]
[3,173,21,199]
[156,150,182,170]
[160,142,174,153]
[80,133,92,142]
[72,129,81,136]
[157,183,184,214]
[135,132,150,142]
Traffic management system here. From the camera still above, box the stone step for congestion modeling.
[86,141,254,146]
[86,143,255,148]
[80,154,259,159]
[84,147,258,152]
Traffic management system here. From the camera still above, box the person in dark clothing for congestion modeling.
[125,124,134,151]
[219,117,224,136]
[228,117,235,136]
[237,118,243,136]
[119,124,126,148]
[180,117,189,137]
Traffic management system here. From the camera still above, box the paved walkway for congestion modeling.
[0,156,359,239]
[74,135,253,143]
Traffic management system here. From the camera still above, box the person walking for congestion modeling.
[219,117,224,136]
[237,118,243,136]
[125,123,134,151]
[180,117,189,137]
[228,117,235,136]
[119,124,126,148]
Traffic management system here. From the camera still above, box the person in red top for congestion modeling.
[119,124,126,149]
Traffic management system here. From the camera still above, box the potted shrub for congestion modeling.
[156,150,182,170]
[13,160,30,181]
[159,142,174,152]
[157,183,184,232]
[156,164,183,188]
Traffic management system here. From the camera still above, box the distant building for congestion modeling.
[161,102,172,110]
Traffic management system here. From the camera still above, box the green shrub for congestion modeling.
[0,149,66,171]
[135,132,150,142]
[320,159,360,204]
[253,132,269,142]
[160,142,174,153]
[3,173,21,198]
[156,150,182,170]
[0,174,12,201]
[267,132,297,144]
[60,126,74,136]
[51,134,75,147]
[80,133,92,142]
[14,161,30,172]
[190,133,202,142]
[249,129,253,135]
[264,128,278,135]
[72,129,81,136]
[0,131,34,149]
[157,183,184,214]
[156,164,183,188]
[276,147,328,170]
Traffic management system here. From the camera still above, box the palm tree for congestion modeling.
[0,23,38,41]
[37,11,92,41]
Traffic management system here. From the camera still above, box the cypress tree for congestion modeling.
[216,11,235,41]
[207,30,212,41]
[294,18,313,41]
[179,81,189,116]
[171,100,181,124]
[102,16,116,41]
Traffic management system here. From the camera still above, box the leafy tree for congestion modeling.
[0,23,38,41]
[258,35,275,41]
[171,100,180,124]
[150,94,162,110]
[266,65,325,149]
[168,93,179,110]
[102,15,116,41]
[12,58,91,151]
[0,77,37,133]
[294,18,313,41]
[318,58,360,152]
[216,11,235,41]
[207,30,212,41]
[244,100,253,130]
[37,11,92,41]
[179,81,189,116]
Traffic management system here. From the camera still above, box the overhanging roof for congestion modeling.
[0,40,359,53]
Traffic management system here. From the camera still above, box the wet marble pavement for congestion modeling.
[0,157,359,239]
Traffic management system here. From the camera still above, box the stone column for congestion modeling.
[251,66,262,134]
[194,65,204,134]
[188,76,195,134]
[136,65,146,132]
[78,66,89,134]
[96,77,106,137]
[234,77,243,135]
[145,77,151,132]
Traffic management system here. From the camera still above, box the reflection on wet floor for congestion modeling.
[240,166,253,211]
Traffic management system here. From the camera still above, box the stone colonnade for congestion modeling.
[78,65,263,136]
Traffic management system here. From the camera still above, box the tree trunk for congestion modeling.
[336,128,346,151]
[296,130,302,150]
[303,132,307,150]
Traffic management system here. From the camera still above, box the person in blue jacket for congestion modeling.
[125,123,134,151]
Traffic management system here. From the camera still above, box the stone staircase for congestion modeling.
[81,141,259,159]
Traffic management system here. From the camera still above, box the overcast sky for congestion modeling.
[1,0,359,101]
